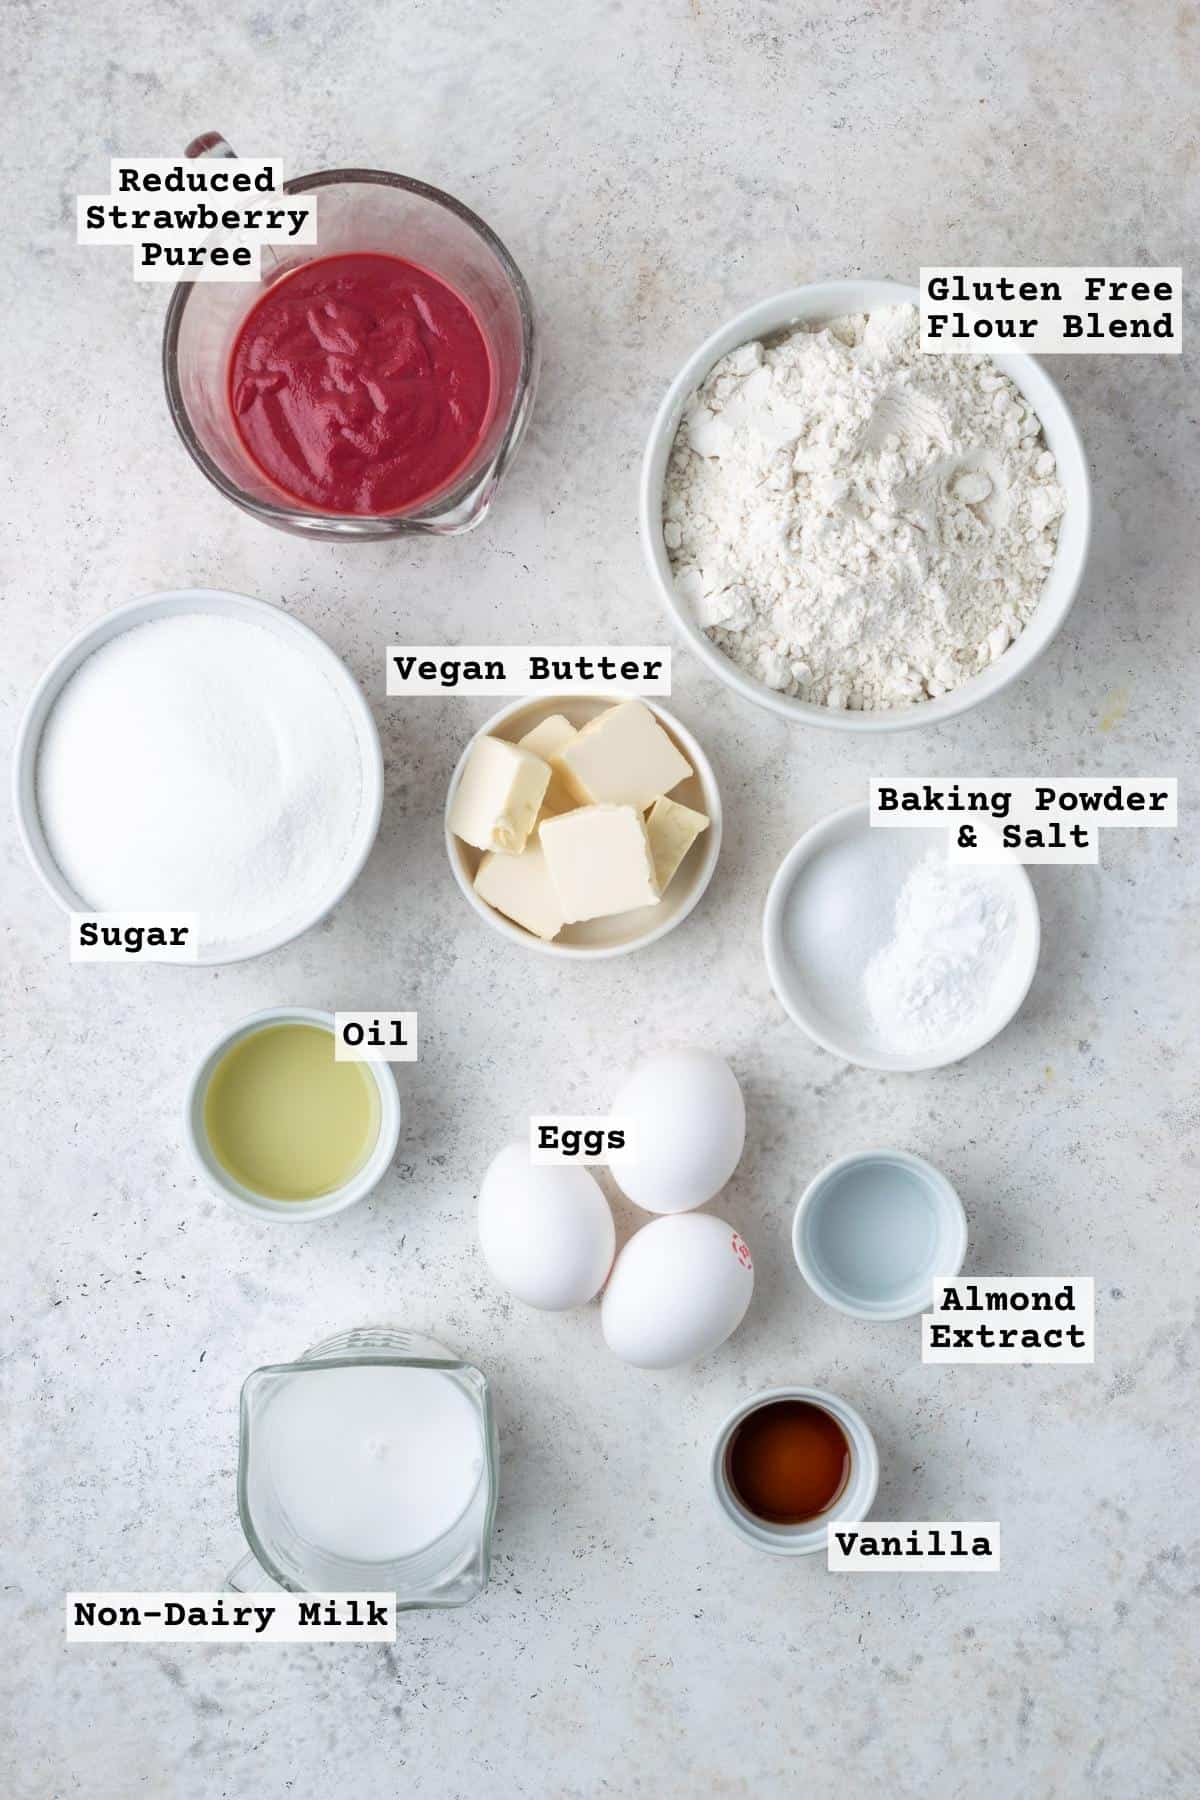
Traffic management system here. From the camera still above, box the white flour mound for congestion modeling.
[664,304,1066,711]
[863,851,1016,1052]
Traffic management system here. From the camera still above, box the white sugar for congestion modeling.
[36,613,364,948]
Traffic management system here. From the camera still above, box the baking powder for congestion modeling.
[863,851,1017,1052]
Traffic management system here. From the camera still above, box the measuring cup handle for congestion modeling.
[225,1548,282,1592]
[185,131,238,160]
[182,131,282,272]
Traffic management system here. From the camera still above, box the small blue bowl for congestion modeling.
[792,1150,967,1322]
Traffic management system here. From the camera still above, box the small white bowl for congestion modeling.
[792,1150,968,1321]
[709,1386,880,1556]
[185,1007,401,1221]
[444,695,722,959]
[12,588,384,965]
[762,801,1040,1072]
[639,278,1091,733]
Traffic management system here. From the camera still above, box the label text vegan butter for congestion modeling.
[387,646,671,695]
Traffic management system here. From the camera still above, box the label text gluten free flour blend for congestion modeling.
[663,304,1066,711]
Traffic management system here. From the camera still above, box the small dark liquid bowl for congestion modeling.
[709,1386,879,1556]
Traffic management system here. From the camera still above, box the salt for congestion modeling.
[36,613,364,949]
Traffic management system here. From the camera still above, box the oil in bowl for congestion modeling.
[203,1021,380,1202]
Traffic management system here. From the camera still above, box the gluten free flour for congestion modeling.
[36,613,364,949]
[664,304,1066,710]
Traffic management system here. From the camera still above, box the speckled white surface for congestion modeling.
[3,4,1198,1797]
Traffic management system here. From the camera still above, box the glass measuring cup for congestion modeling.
[230,1328,498,1608]
[163,137,537,538]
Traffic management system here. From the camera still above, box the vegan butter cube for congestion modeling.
[553,701,692,810]
[646,795,709,891]
[518,714,579,818]
[449,735,550,855]
[474,842,565,941]
[539,804,661,923]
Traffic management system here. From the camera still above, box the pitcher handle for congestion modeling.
[184,131,282,271]
[185,130,238,161]
[225,1548,283,1592]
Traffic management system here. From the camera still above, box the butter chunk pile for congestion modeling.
[449,702,709,940]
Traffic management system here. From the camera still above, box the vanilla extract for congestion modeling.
[726,1399,851,1524]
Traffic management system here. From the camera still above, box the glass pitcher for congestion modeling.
[229,1327,498,1609]
[163,136,537,539]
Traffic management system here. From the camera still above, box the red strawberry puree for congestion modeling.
[228,253,494,515]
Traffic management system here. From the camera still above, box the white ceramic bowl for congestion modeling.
[762,801,1040,1072]
[792,1149,968,1321]
[639,279,1092,732]
[709,1386,880,1556]
[185,1007,402,1221]
[12,588,384,965]
[444,695,722,959]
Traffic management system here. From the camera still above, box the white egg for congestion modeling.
[601,1212,754,1368]
[477,1143,615,1310]
[610,1047,746,1213]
